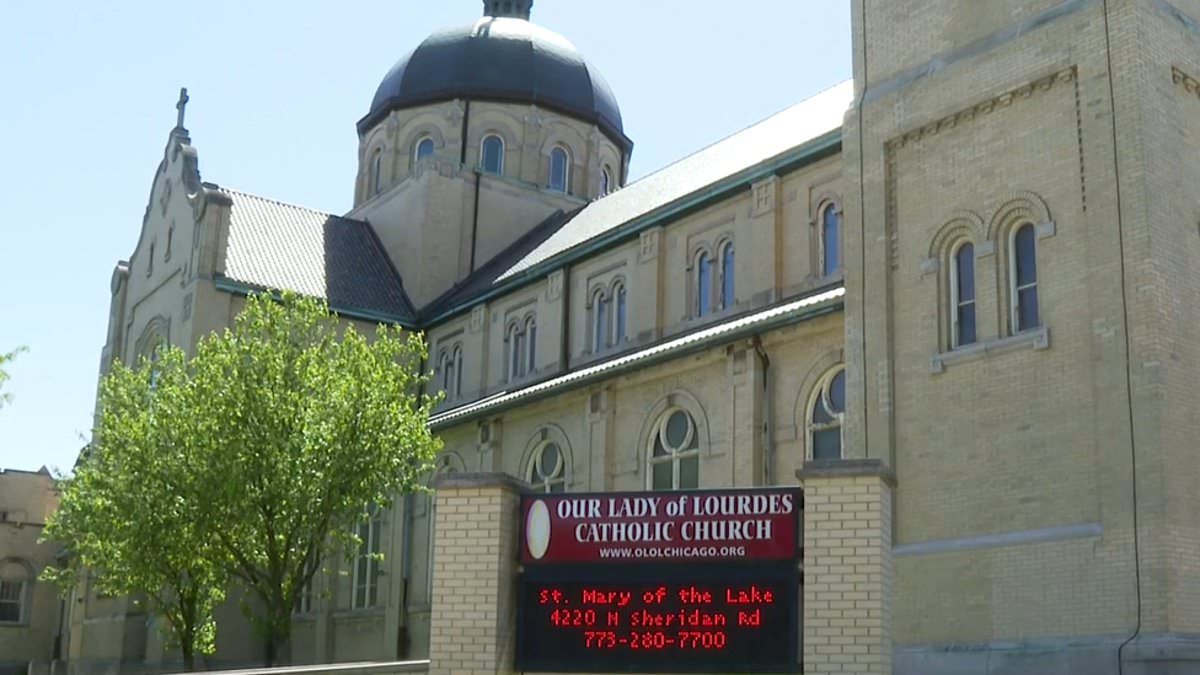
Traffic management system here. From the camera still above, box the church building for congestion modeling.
[74,1,1200,673]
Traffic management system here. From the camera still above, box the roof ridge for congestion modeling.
[215,186,365,224]
[620,79,852,187]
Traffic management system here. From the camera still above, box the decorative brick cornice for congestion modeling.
[887,66,1077,152]
[1173,66,1200,100]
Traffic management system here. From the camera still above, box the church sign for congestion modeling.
[515,488,802,673]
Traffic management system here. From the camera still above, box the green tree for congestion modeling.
[44,346,227,670]
[45,291,442,668]
[0,345,27,409]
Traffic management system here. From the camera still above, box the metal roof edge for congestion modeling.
[428,286,845,430]
[213,276,417,328]
[421,129,842,326]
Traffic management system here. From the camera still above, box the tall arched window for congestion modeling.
[0,559,31,624]
[352,505,382,609]
[507,322,524,380]
[821,203,840,275]
[696,252,712,317]
[614,282,627,345]
[371,149,383,195]
[720,241,735,309]
[649,408,700,490]
[600,166,613,196]
[808,367,846,461]
[452,345,463,398]
[526,441,567,493]
[592,289,610,352]
[481,135,505,175]
[951,242,976,347]
[549,146,570,193]
[526,316,538,372]
[437,349,453,394]
[1011,224,1039,333]
[414,137,435,164]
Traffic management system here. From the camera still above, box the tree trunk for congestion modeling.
[181,638,195,672]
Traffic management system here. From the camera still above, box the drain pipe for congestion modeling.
[753,337,774,485]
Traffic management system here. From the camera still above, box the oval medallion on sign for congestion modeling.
[526,499,551,560]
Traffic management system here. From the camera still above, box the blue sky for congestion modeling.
[0,1,851,474]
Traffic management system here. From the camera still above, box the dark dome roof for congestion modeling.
[360,17,630,151]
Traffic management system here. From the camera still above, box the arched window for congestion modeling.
[808,367,846,461]
[414,137,435,164]
[507,322,524,380]
[437,349,452,393]
[600,166,613,196]
[0,559,31,624]
[720,241,735,309]
[649,409,700,490]
[526,441,567,493]
[950,242,976,347]
[592,289,610,352]
[481,135,505,175]
[1011,224,1039,333]
[525,316,538,373]
[351,504,382,609]
[821,203,840,275]
[371,148,383,195]
[452,345,463,399]
[549,146,570,193]
[614,282,627,345]
[696,252,712,317]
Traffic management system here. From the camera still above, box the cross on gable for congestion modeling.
[176,87,189,129]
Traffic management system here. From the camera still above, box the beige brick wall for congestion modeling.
[428,477,521,675]
[800,465,893,675]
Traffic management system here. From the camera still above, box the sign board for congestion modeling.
[515,488,801,673]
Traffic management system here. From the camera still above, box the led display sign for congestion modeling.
[516,488,802,673]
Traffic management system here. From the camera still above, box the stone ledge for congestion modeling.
[796,458,897,486]
[433,471,530,492]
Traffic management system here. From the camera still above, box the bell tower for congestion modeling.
[841,1,1200,672]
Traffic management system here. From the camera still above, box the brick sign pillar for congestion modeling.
[428,473,526,675]
[797,459,896,675]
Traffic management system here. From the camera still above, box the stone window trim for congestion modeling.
[548,145,571,194]
[1004,222,1047,336]
[503,312,538,382]
[480,133,506,176]
[716,237,735,310]
[636,391,713,483]
[812,199,843,278]
[687,235,733,319]
[949,239,977,349]
[0,558,35,625]
[522,425,573,493]
[646,407,701,491]
[585,276,628,354]
[805,365,846,462]
[413,135,436,166]
[600,165,613,197]
[435,342,465,401]
[931,324,1050,374]
[369,147,385,196]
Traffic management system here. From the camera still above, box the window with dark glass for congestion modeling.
[481,135,505,175]
[549,147,570,193]
[808,367,845,461]
[614,283,627,344]
[952,243,977,347]
[352,505,382,609]
[415,137,435,164]
[526,317,537,372]
[600,166,612,196]
[822,203,840,275]
[720,242,735,309]
[371,149,383,195]
[593,290,609,352]
[696,252,712,317]
[1012,224,1039,332]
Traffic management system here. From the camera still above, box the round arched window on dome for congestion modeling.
[549,146,570,193]
[481,135,505,175]
[527,441,566,493]
[414,137,435,165]
[648,408,700,490]
[600,165,613,197]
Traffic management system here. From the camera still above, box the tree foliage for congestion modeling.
[45,292,442,668]
[0,345,27,409]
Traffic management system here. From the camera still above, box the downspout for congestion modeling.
[753,337,774,485]
[1102,0,1143,671]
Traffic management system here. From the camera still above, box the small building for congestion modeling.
[0,468,63,675]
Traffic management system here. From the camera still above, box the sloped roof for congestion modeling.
[216,188,417,323]
[497,80,854,282]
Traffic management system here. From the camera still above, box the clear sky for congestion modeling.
[0,1,851,474]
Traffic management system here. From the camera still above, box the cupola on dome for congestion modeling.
[359,1,630,151]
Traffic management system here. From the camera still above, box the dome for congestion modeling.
[359,17,630,151]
